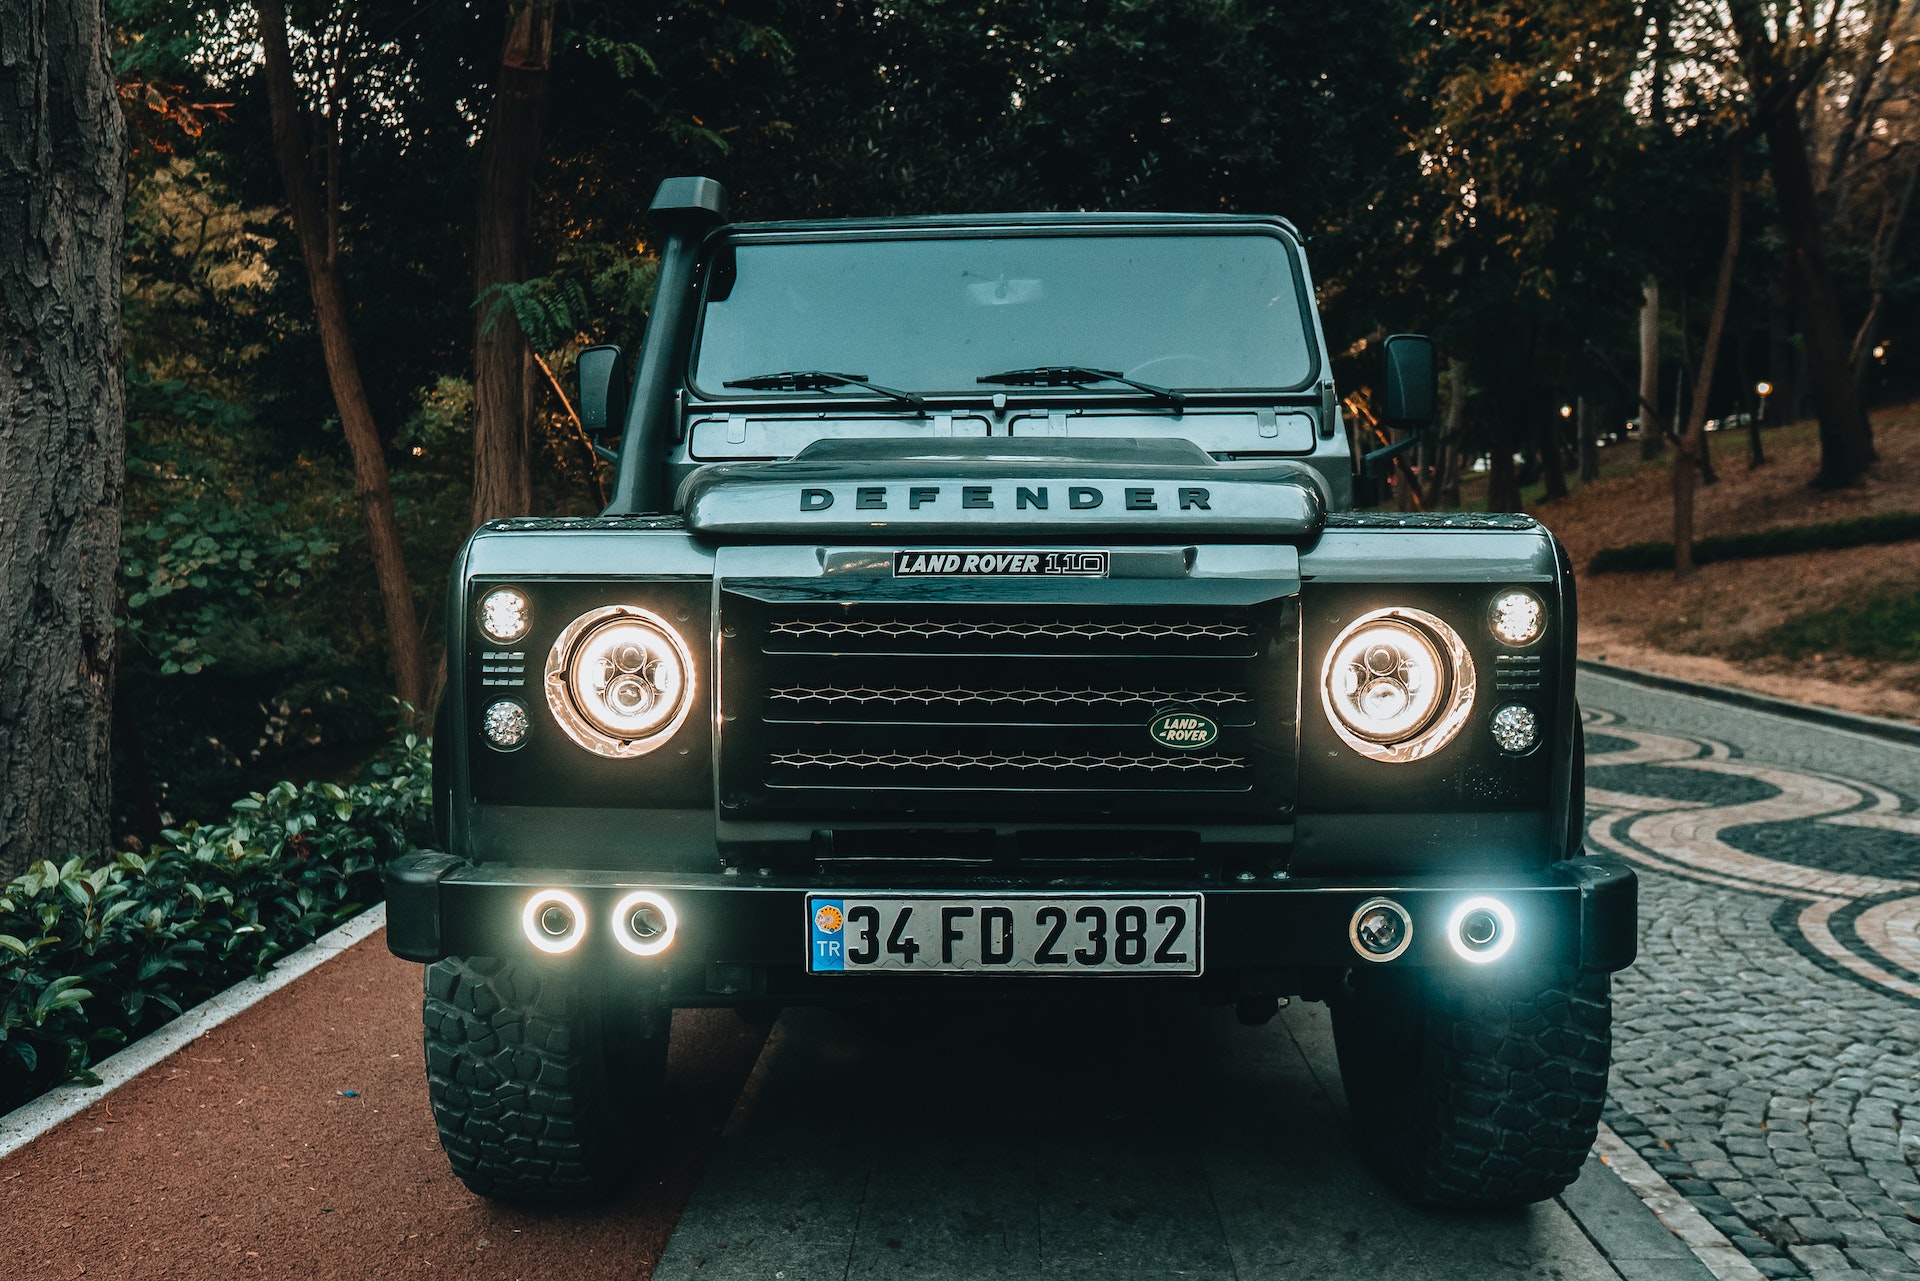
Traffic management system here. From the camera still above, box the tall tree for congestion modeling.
[1723,5,1879,486]
[255,0,427,711]
[1638,279,1663,459]
[1765,100,1878,485]
[1674,151,1745,575]
[471,0,555,526]
[0,0,128,877]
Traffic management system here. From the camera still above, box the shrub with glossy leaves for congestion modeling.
[0,733,430,1109]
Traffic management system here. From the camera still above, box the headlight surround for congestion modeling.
[1320,607,1477,763]
[544,604,696,758]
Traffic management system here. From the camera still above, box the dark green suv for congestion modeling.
[386,176,1635,1208]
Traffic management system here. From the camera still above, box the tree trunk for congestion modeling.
[1425,358,1468,509]
[1849,151,1919,389]
[1825,0,1902,201]
[1536,402,1567,501]
[1675,152,1743,577]
[256,0,427,713]
[1764,106,1878,487]
[470,1,555,527]
[0,0,127,878]
[1638,277,1663,459]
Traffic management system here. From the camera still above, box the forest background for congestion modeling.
[13,0,1920,870]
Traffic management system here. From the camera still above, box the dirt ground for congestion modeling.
[0,934,767,1280]
[1463,405,1920,723]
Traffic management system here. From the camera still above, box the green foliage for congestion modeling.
[481,255,661,355]
[0,734,430,1109]
[1745,591,1920,663]
[121,497,333,676]
[1587,511,1920,573]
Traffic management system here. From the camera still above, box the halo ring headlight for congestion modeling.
[1447,896,1517,964]
[544,605,695,758]
[1319,607,1477,763]
[611,890,679,957]
[522,889,586,954]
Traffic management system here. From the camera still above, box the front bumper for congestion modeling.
[383,853,1636,1001]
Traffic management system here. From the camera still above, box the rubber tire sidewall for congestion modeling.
[1332,964,1612,1208]
[423,955,665,1203]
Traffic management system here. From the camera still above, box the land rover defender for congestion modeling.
[386,176,1636,1208]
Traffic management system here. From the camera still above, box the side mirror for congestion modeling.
[577,344,627,436]
[1380,334,1436,429]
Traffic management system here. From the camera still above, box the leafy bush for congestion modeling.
[0,733,430,1110]
[1587,511,1920,574]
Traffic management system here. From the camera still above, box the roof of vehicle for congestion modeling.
[721,210,1304,239]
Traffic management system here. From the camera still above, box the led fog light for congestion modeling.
[1349,897,1413,962]
[1489,589,1545,646]
[479,587,530,643]
[611,890,678,957]
[482,699,530,751]
[1490,703,1539,755]
[1448,896,1516,963]
[522,889,586,954]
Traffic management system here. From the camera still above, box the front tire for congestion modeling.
[422,955,666,1201]
[1331,964,1611,1207]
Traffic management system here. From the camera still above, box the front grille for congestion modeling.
[718,583,1297,821]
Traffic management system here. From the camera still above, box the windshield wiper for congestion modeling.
[721,369,923,409]
[976,365,1186,409]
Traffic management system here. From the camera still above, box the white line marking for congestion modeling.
[0,903,387,1162]
[1797,898,1920,1002]
[1593,1122,1769,1281]
[1824,810,1920,836]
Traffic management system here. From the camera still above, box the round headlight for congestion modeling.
[545,605,695,758]
[1489,589,1544,646]
[1320,607,1477,763]
[479,587,530,643]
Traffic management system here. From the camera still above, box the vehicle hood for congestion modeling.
[678,438,1328,541]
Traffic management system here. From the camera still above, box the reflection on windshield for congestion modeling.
[693,232,1315,395]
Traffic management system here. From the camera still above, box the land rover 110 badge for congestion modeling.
[892,550,1108,576]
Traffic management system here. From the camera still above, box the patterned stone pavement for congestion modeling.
[1579,673,1920,1281]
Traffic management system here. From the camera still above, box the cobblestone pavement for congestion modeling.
[1580,672,1920,1281]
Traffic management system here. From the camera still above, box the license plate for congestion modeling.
[892,550,1109,577]
[806,894,1202,975]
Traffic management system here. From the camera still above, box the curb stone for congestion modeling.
[1576,659,1920,748]
[0,903,388,1161]
[1585,1122,1771,1281]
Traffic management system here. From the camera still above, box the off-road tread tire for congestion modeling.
[1332,965,1611,1207]
[422,955,659,1202]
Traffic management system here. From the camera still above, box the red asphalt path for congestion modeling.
[0,929,768,1279]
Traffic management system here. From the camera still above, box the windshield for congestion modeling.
[691,230,1317,397]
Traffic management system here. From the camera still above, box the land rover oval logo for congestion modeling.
[1149,710,1219,751]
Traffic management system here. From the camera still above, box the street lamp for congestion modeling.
[1559,404,1573,418]
[1756,381,1772,425]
